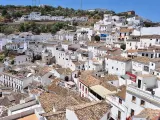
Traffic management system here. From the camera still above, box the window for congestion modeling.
[130,43,131,46]
[156,39,158,42]
[146,53,148,57]
[119,98,122,104]
[159,54,160,58]
[152,63,154,66]
[116,68,118,71]
[112,67,114,69]
[150,39,152,40]
[118,111,121,119]
[131,109,134,116]
[140,100,145,106]
[132,96,136,103]
[142,53,144,56]
[79,83,81,89]
[85,88,87,94]
[157,73,159,76]
[82,86,84,91]
[144,66,149,72]
[152,72,154,75]
[151,54,153,58]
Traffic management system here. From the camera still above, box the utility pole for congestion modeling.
[80,0,82,10]
[32,0,37,6]
[39,0,40,6]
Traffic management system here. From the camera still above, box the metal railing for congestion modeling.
[127,85,160,105]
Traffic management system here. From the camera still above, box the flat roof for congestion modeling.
[90,85,115,99]
[18,114,38,120]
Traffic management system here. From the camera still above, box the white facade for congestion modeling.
[14,55,32,65]
[106,58,132,76]
[0,73,33,92]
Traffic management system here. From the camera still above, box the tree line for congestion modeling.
[0,21,75,35]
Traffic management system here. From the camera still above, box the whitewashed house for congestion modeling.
[106,56,131,76]
[14,55,32,65]
[125,74,160,118]
[132,57,151,75]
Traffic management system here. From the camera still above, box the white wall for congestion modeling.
[66,109,78,120]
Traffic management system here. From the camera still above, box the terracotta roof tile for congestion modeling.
[132,56,151,64]
[67,101,111,120]
[134,108,160,119]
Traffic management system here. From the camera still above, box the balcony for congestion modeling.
[106,96,126,112]
[127,85,160,105]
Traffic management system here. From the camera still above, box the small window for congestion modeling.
[132,96,136,103]
[118,111,121,119]
[152,63,154,66]
[131,109,134,116]
[151,54,153,58]
[152,72,154,75]
[140,100,145,106]
[157,73,159,76]
[150,39,152,40]
[146,53,148,57]
[156,39,158,42]
[119,98,122,104]
[85,88,87,94]
[142,53,144,56]
[130,43,131,46]
[112,67,114,69]
[116,68,118,71]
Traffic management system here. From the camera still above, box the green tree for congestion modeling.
[2,9,8,16]
[120,44,126,50]
[94,35,100,42]
[11,60,14,65]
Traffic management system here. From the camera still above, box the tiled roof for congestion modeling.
[72,61,85,66]
[42,111,66,120]
[39,90,89,113]
[80,75,100,87]
[110,56,131,62]
[38,66,53,76]
[100,82,117,92]
[67,101,111,120]
[100,75,118,81]
[137,74,154,78]
[134,108,160,119]
[127,49,138,53]
[87,42,104,47]
[120,28,133,33]
[116,86,126,100]
[155,68,160,72]
[0,92,28,108]
[98,46,110,51]
[56,68,72,75]
[150,58,160,63]
[132,56,151,64]
[140,35,160,39]
[107,48,122,56]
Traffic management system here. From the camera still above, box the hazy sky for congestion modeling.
[1,0,160,22]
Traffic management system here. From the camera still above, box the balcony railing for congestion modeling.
[127,85,160,105]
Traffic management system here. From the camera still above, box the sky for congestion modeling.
[1,0,160,22]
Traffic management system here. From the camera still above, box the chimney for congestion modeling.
[143,83,146,91]
[53,104,56,113]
